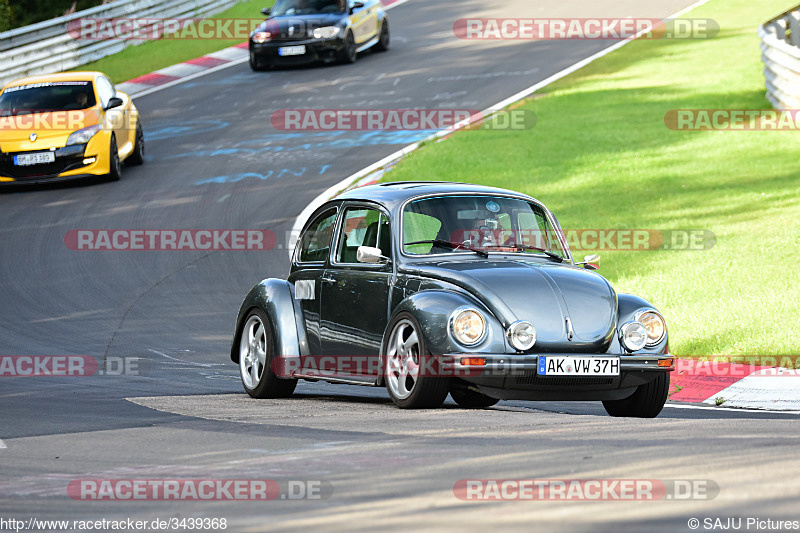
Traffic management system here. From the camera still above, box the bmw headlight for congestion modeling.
[507,321,536,351]
[450,307,486,346]
[66,124,102,146]
[620,321,648,352]
[252,31,271,43]
[635,310,666,347]
[313,26,342,39]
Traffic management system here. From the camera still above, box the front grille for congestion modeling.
[0,145,86,179]
[513,372,613,387]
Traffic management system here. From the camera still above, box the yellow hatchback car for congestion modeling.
[0,71,143,186]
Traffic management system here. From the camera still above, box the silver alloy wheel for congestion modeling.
[240,315,267,389]
[385,319,421,400]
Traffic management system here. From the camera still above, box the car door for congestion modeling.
[319,204,393,375]
[288,206,340,356]
[347,0,379,44]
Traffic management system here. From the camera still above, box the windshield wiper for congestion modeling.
[403,239,489,258]
[507,244,564,263]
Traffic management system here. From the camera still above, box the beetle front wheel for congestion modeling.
[383,313,449,409]
[602,372,669,418]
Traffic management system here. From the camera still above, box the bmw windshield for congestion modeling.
[270,0,347,16]
[402,195,569,260]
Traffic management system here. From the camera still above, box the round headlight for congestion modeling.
[450,308,486,346]
[620,321,648,352]
[636,310,666,346]
[252,31,271,43]
[507,320,536,351]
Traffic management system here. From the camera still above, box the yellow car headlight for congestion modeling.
[66,124,102,146]
[450,307,486,346]
[636,310,666,346]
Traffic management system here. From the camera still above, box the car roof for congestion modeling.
[334,181,540,210]
[1,72,104,92]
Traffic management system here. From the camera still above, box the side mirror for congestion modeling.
[351,1,365,13]
[261,7,270,15]
[579,254,601,270]
[105,97,123,110]
[357,246,389,264]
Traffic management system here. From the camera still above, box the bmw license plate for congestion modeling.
[14,151,55,166]
[538,356,620,376]
[278,45,306,56]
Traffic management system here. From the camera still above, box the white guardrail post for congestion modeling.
[759,4,800,109]
[0,0,246,87]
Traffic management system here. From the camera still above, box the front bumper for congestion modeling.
[250,37,345,65]
[441,353,674,401]
[0,143,106,185]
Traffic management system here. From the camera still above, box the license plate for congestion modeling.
[538,356,620,376]
[278,45,306,56]
[14,151,55,166]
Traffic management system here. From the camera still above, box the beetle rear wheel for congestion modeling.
[239,309,297,399]
[602,372,669,418]
[383,313,449,409]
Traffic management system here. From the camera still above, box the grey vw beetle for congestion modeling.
[230,182,674,417]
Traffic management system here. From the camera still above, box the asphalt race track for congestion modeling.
[2,0,799,531]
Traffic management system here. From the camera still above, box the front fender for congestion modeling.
[389,290,509,356]
[615,293,669,353]
[229,279,307,369]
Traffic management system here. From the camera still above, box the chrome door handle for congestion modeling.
[321,276,336,285]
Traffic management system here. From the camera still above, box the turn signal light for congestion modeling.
[658,358,674,368]
[460,358,487,366]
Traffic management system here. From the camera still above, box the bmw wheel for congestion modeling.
[375,20,390,52]
[383,312,449,408]
[239,309,297,399]
[338,31,357,64]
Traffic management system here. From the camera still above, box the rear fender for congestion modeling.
[229,279,308,377]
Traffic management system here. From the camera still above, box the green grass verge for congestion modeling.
[380,0,800,358]
[74,0,273,83]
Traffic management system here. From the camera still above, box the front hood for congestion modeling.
[258,14,344,37]
[407,259,618,350]
[0,109,100,149]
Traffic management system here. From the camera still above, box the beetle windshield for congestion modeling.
[270,0,347,16]
[0,81,96,115]
[403,195,568,259]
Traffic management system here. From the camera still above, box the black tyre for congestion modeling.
[249,49,270,71]
[602,372,669,418]
[338,31,357,64]
[374,19,389,52]
[108,135,122,181]
[382,312,449,409]
[450,383,499,409]
[126,121,144,166]
[238,308,297,399]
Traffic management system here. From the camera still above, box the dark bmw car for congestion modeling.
[249,0,389,70]
[230,182,674,417]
